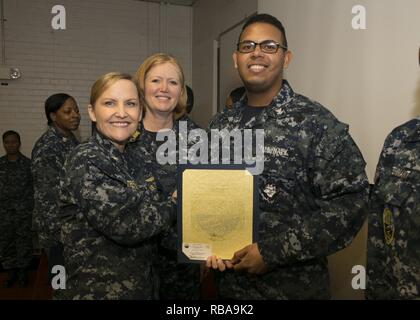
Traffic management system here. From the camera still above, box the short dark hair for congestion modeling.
[239,13,288,49]
[2,130,20,143]
[44,93,75,125]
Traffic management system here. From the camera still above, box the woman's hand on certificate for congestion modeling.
[205,255,233,272]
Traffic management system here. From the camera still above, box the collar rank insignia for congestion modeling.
[129,130,141,142]
[127,180,138,190]
[383,207,395,245]
[145,176,156,191]
[392,167,410,179]
[145,176,155,183]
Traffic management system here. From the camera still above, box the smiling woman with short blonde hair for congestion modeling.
[58,72,174,300]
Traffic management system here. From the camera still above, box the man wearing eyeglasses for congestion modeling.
[207,13,369,299]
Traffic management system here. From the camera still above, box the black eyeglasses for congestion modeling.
[237,40,287,54]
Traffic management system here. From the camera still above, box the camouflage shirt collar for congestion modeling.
[92,130,126,161]
[229,80,295,125]
[232,79,293,109]
[405,119,420,142]
[137,117,183,135]
[48,125,77,144]
[173,114,190,132]
[267,79,295,115]
[0,152,25,164]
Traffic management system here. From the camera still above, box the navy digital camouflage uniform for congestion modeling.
[127,115,201,300]
[59,130,174,300]
[367,118,420,299]
[0,153,33,270]
[209,80,369,299]
[31,125,79,250]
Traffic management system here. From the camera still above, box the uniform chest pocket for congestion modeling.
[377,167,420,209]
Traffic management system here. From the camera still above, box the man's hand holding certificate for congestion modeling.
[206,243,268,274]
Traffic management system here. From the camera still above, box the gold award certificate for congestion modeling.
[181,169,254,260]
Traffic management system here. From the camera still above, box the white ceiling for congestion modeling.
[137,0,198,6]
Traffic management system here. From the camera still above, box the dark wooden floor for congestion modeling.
[0,254,52,300]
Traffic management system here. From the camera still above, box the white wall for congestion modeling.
[219,23,244,112]
[0,0,192,157]
[191,0,258,128]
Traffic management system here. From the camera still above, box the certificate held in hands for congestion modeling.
[177,165,258,263]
